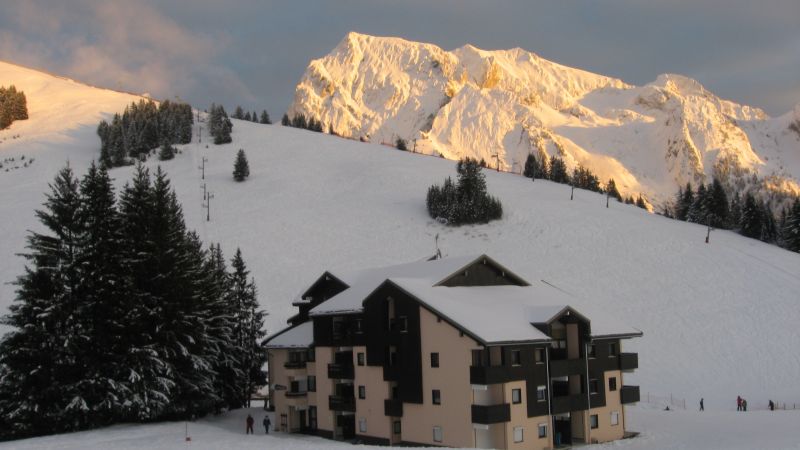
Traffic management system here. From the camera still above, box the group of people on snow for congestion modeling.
[245,414,271,434]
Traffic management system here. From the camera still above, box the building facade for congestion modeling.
[265,255,642,448]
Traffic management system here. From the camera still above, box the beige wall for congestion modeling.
[503,380,552,450]
[403,307,480,448]
[584,370,625,443]
[353,345,392,440]
[314,346,335,433]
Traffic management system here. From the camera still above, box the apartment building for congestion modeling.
[264,254,641,448]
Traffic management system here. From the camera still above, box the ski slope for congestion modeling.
[1,61,799,448]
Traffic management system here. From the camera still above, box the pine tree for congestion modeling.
[688,183,708,223]
[251,111,258,122]
[523,153,536,178]
[260,110,271,124]
[739,192,762,239]
[760,201,777,243]
[281,113,290,126]
[676,182,694,221]
[636,195,647,209]
[158,141,175,161]
[549,157,569,184]
[244,111,252,121]
[707,178,729,228]
[229,249,267,408]
[233,149,250,182]
[395,138,407,151]
[233,106,244,120]
[606,178,622,202]
[0,166,85,438]
[782,199,800,252]
[729,192,742,230]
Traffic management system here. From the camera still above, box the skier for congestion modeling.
[246,414,254,434]
[700,398,704,411]
[742,399,747,412]
[263,414,271,434]
[769,400,775,411]
[737,395,742,411]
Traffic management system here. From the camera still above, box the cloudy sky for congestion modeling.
[2,0,798,116]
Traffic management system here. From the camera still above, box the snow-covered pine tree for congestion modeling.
[260,110,271,124]
[739,192,762,239]
[158,141,175,161]
[228,249,267,408]
[233,149,250,182]
[0,166,85,439]
[782,199,800,252]
[233,106,244,120]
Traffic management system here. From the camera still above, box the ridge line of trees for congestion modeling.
[0,85,28,130]
[232,106,271,124]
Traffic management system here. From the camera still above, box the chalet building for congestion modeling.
[264,255,642,448]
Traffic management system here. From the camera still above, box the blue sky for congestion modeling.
[2,0,798,116]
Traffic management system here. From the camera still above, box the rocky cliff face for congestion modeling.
[289,32,800,205]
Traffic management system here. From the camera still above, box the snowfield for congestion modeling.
[1,61,799,448]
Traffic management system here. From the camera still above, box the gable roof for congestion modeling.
[264,321,313,349]
[309,254,506,316]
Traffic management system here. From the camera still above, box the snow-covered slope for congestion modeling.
[289,33,800,205]
[1,60,799,431]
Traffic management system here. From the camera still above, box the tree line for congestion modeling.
[97,100,193,167]
[427,157,503,225]
[0,85,28,130]
[232,106,271,124]
[669,179,800,251]
[0,163,266,440]
[281,113,324,132]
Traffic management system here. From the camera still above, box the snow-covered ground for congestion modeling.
[2,406,798,450]
[1,61,799,448]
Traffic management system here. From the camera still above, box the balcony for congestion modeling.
[285,390,307,398]
[284,360,307,369]
[471,404,511,424]
[620,385,640,404]
[384,399,403,417]
[551,394,589,414]
[469,365,526,384]
[549,358,585,377]
[329,395,356,412]
[619,353,638,372]
[328,363,354,380]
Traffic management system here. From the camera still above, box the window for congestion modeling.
[280,414,287,432]
[587,344,596,358]
[355,319,363,333]
[359,418,367,433]
[589,379,599,394]
[590,414,598,429]
[512,388,522,404]
[511,349,521,366]
[389,348,398,366]
[538,423,547,438]
[471,349,485,367]
[358,385,366,399]
[534,348,545,363]
[307,376,316,392]
[309,406,317,429]
[431,352,440,368]
[433,426,443,443]
[393,316,408,332]
[391,385,399,400]
[357,352,365,366]
[609,377,617,392]
[536,385,547,401]
[611,411,620,426]
[513,426,524,443]
[393,420,401,434]
[609,342,618,357]
[307,347,315,362]
[432,389,441,405]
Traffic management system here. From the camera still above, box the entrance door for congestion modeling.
[553,416,572,447]
[299,410,307,432]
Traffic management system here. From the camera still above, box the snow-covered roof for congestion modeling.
[390,279,640,345]
[309,254,489,316]
[264,321,313,349]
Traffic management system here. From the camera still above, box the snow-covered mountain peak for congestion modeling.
[289,34,799,205]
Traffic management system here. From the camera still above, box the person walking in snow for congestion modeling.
[769,400,775,411]
[737,395,742,411]
[246,414,254,434]
[742,399,747,412]
[263,415,271,434]
[700,398,704,411]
